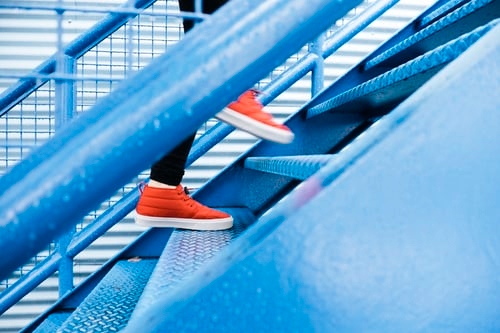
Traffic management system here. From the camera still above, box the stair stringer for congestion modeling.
[124,25,500,333]
[192,0,500,217]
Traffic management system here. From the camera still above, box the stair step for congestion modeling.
[244,155,333,180]
[126,207,255,326]
[364,0,499,70]
[419,0,470,27]
[32,312,71,333]
[54,258,156,333]
[307,20,498,119]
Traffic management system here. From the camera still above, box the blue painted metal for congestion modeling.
[0,0,362,282]
[32,313,71,333]
[308,20,499,118]
[0,0,157,117]
[419,0,470,27]
[54,48,77,297]
[322,0,401,59]
[54,56,76,130]
[123,23,500,333]
[0,29,354,310]
[309,34,325,96]
[364,0,500,70]
[0,3,207,19]
[244,155,333,180]
[20,228,170,333]
[0,82,266,314]
[2,0,400,307]
[0,254,62,316]
[128,208,255,325]
[300,3,447,112]
[0,0,404,319]
[191,12,496,219]
[0,186,145,315]
[4,1,389,303]
[57,232,74,298]
[55,259,156,333]
[260,0,403,103]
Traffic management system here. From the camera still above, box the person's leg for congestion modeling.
[179,0,229,32]
[136,0,233,231]
[149,134,195,188]
[136,0,295,230]
[148,0,227,188]
[181,0,294,144]
[149,0,234,188]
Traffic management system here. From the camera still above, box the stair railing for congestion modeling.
[0,0,405,316]
[0,0,176,310]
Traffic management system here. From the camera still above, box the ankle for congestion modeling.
[148,179,177,189]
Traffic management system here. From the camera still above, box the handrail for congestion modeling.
[0,0,157,117]
[0,0,363,281]
[0,0,401,313]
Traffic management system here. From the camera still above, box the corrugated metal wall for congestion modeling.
[0,0,435,331]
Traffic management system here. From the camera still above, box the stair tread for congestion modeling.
[419,0,470,27]
[307,20,498,118]
[365,0,499,70]
[55,259,156,333]
[245,154,333,180]
[32,312,71,333]
[127,207,255,325]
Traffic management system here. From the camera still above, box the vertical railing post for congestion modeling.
[195,0,202,13]
[309,33,325,97]
[127,0,136,73]
[54,1,76,297]
[57,228,75,297]
[194,0,202,29]
[55,55,76,130]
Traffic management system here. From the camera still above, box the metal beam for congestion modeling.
[0,0,157,116]
[0,0,361,281]
[124,24,500,333]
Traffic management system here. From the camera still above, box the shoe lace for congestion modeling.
[239,89,262,106]
[138,180,147,194]
[181,186,198,207]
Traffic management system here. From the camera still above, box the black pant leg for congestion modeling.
[179,0,229,32]
[149,0,228,185]
[150,133,196,185]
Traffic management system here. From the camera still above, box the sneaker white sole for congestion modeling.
[135,212,233,231]
[216,107,294,144]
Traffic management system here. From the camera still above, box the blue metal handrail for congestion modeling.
[0,0,402,314]
[0,0,364,280]
[0,0,158,117]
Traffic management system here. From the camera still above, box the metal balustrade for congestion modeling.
[0,0,436,331]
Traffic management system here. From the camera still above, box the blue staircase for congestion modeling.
[1,0,500,331]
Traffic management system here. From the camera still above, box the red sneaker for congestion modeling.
[216,90,294,144]
[135,185,233,230]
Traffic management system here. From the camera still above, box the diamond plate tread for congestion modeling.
[33,312,72,333]
[128,207,255,323]
[365,0,497,70]
[419,0,470,27]
[244,155,333,180]
[56,258,157,333]
[307,20,498,118]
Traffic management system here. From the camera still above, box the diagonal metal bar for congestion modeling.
[0,0,157,117]
[0,0,393,305]
[0,0,362,281]
[307,20,499,118]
